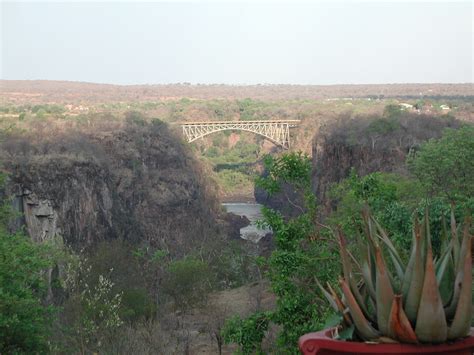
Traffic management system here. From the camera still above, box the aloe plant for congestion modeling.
[319,209,472,344]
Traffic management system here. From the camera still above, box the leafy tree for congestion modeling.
[329,171,416,252]
[257,153,338,352]
[222,312,270,355]
[65,261,123,354]
[408,125,474,202]
[0,173,56,353]
[223,153,338,353]
[162,256,213,309]
[383,104,403,118]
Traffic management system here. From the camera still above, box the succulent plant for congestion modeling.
[318,208,472,344]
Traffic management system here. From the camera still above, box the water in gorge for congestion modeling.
[222,202,272,242]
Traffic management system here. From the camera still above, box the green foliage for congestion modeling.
[31,104,66,115]
[255,152,312,196]
[327,125,474,257]
[328,170,470,256]
[83,240,158,324]
[408,125,474,201]
[253,153,338,352]
[0,232,56,353]
[162,256,213,309]
[120,288,155,322]
[125,111,147,126]
[329,171,416,252]
[367,117,400,135]
[222,312,270,354]
[216,169,254,193]
[62,256,124,353]
[383,104,403,118]
[205,146,219,158]
[211,241,259,289]
[237,98,265,121]
[0,173,57,353]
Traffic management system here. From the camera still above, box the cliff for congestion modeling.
[312,113,463,213]
[1,117,222,255]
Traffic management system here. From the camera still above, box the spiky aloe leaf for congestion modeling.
[419,214,427,262]
[444,218,470,319]
[371,216,405,282]
[361,259,376,301]
[375,245,394,334]
[415,238,448,343]
[401,219,418,300]
[338,230,374,322]
[447,219,472,340]
[435,243,455,306]
[403,219,425,324]
[361,210,380,294]
[439,215,449,253]
[450,206,460,266]
[435,241,452,273]
[315,278,338,312]
[388,295,418,344]
[327,282,353,326]
[340,278,380,341]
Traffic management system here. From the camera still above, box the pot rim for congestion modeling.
[299,327,474,354]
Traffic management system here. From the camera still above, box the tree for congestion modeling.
[64,261,124,354]
[222,312,270,355]
[223,153,338,353]
[0,173,56,353]
[408,125,474,202]
[162,256,213,310]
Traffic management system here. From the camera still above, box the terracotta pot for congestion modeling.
[299,328,474,355]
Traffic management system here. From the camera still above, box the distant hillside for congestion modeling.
[1,80,473,104]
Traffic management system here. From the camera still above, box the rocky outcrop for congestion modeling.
[13,189,61,244]
[2,118,222,255]
[312,113,462,213]
[221,212,250,240]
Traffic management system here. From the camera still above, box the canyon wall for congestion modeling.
[1,117,222,255]
[312,113,462,212]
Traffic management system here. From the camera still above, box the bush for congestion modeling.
[222,312,270,355]
[0,232,57,353]
[162,256,213,309]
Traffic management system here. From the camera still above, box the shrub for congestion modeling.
[162,256,213,309]
[222,312,271,355]
[0,173,57,353]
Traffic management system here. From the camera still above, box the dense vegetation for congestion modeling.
[2,94,472,199]
[0,95,472,353]
[222,124,473,353]
[0,173,58,353]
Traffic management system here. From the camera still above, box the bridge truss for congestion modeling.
[180,120,300,149]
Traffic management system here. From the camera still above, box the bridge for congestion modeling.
[180,120,300,149]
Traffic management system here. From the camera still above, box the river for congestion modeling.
[222,202,272,243]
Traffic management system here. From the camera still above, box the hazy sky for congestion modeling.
[1,1,473,84]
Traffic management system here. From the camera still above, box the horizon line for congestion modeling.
[1,79,473,87]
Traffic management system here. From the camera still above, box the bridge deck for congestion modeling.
[182,120,300,125]
[180,119,300,149]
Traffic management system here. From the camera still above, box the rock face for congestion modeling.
[312,114,462,213]
[14,189,61,243]
[2,118,221,255]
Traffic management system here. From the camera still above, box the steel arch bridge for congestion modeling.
[180,120,300,149]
